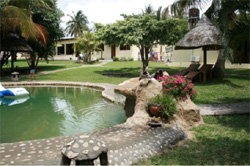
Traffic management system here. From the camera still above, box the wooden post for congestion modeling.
[203,47,207,82]
[11,51,15,71]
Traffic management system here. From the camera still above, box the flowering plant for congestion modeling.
[158,75,196,101]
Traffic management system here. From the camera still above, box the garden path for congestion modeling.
[38,62,108,75]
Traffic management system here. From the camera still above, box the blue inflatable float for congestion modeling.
[0,84,29,98]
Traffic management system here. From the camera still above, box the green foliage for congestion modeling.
[129,57,134,61]
[28,0,64,62]
[149,95,176,117]
[119,57,127,61]
[65,10,89,37]
[95,13,188,74]
[76,32,101,62]
[113,57,119,61]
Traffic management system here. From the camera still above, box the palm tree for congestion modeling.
[166,0,249,78]
[141,4,155,15]
[65,10,89,38]
[0,0,49,46]
[76,32,101,62]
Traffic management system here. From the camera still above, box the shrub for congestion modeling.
[158,75,197,101]
[120,57,127,61]
[129,57,134,61]
[113,57,119,61]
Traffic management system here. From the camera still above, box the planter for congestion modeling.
[148,105,163,117]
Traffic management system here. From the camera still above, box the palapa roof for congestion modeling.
[175,15,223,50]
[1,34,33,52]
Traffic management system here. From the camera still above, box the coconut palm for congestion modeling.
[76,32,101,63]
[166,0,249,78]
[65,10,89,38]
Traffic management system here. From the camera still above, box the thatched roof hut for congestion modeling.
[1,34,33,52]
[1,34,33,72]
[175,15,223,82]
[175,15,223,50]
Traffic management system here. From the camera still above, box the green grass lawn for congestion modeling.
[1,61,249,104]
[138,115,250,165]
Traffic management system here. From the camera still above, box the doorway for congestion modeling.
[111,45,116,59]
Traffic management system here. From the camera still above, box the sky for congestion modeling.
[57,0,176,29]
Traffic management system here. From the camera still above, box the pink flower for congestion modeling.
[162,82,166,86]
[184,88,187,90]
[174,85,177,88]
[183,97,187,100]
[190,94,193,96]
[158,76,162,80]
[167,80,170,83]
[187,84,190,87]
[192,90,196,94]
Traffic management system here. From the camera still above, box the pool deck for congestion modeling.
[0,81,249,165]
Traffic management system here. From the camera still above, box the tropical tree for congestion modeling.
[0,0,50,72]
[65,10,89,37]
[76,32,102,63]
[0,0,49,45]
[96,14,188,77]
[28,0,64,67]
[0,0,63,73]
[166,0,249,78]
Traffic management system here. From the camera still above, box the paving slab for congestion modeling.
[198,102,250,116]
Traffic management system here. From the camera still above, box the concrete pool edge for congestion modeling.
[1,81,126,106]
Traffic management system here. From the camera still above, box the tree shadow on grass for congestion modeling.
[216,97,250,104]
[203,115,250,131]
[138,115,249,165]
[37,65,67,72]
[195,78,245,88]
[94,67,141,79]
[139,136,249,165]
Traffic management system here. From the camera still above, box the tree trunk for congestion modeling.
[212,50,225,79]
[139,45,151,79]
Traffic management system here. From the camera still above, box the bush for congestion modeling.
[120,57,127,61]
[129,57,134,61]
[113,57,119,61]
[96,58,100,62]
[158,75,197,101]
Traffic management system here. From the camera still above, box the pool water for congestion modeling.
[0,86,126,143]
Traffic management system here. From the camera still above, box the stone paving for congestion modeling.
[198,102,249,116]
[0,81,249,165]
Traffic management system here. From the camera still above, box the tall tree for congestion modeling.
[96,14,188,77]
[28,0,64,68]
[65,10,89,37]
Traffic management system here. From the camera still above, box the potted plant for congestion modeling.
[148,95,176,118]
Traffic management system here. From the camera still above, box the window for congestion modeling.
[120,45,130,50]
[66,44,74,55]
[57,45,64,55]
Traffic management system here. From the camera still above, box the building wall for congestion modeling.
[53,39,249,68]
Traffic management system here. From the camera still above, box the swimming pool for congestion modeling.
[0,86,126,143]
